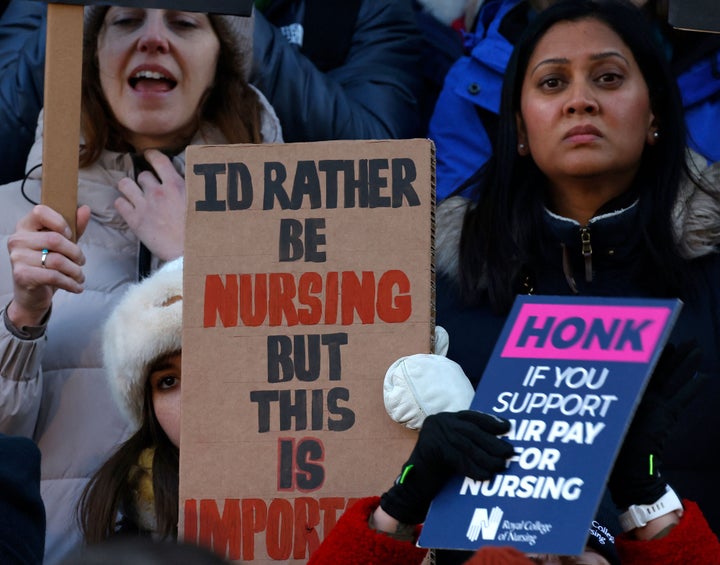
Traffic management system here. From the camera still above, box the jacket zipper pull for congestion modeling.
[580,227,593,282]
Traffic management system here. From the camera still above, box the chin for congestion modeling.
[125,122,192,151]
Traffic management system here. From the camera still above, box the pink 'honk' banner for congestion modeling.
[501,303,672,362]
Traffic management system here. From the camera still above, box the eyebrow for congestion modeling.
[530,51,630,74]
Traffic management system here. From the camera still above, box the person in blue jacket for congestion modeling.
[429,0,720,200]
[251,0,424,142]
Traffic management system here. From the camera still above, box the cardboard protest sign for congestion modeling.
[179,139,435,563]
[669,0,720,33]
[419,295,681,556]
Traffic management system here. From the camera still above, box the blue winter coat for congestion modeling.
[0,0,45,184]
[680,48,720,164]
[429,0,524,201]
[252,0,424,142]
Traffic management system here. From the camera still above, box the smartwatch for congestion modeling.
[618,485,683,532]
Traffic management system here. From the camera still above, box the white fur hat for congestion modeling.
[103,258,184,429]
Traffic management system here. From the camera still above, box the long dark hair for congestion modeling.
[458,0,689,312]
[79,9,263,166]
[78,355,180,543]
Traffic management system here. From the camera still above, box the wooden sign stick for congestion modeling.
[41,3,84,241]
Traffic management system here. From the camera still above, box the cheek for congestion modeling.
[192,41,220,93]
[153,390,182,447]
[97,45,122,100]
[615,96,654,146]
[519,97,551,142]
[610,85,652,124]
[97,40,118,78]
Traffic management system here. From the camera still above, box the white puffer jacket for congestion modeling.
[0,87,282,564]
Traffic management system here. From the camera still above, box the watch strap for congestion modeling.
[618,485,683,532]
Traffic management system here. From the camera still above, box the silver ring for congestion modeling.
[41,248,49,269]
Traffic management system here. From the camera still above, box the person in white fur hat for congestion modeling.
[78,257,183,543]
[0,7,282,562]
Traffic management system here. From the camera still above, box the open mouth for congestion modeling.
[129,70,177,93]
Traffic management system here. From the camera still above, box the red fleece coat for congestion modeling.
[307,497,427,565]
[308,497,720,565]
[616,500,720,564]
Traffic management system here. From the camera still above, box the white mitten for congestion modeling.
[434,325,449,357]
[384,353,475,430]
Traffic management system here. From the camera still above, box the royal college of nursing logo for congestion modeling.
[466,506,503,542]
[466,507,554,546]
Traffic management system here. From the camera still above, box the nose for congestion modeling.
[563,81,599,115]
[137,11,170,54]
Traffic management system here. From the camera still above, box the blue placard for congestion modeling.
[418,295,682,555]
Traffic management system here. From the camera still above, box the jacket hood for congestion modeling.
[673,159,720,260]
[436,163,720,282]
[416,0,469,25]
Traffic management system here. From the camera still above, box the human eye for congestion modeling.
[108,9,144,28]
[158,375,179,389]
[595,71,624,87]
[538,75,565,92]
[167,11,203,30]
[159,376,179,389]
[151,371,180,391]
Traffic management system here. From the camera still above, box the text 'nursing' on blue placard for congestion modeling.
[418,295,682,556]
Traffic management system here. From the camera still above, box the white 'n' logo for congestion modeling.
[466,507,503,542]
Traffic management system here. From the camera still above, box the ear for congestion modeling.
[516,113,530,156]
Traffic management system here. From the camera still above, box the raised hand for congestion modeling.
[6,205,91,327]
[115,149,186,261]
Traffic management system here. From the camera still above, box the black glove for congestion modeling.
[608,341,706,509]
[380,410,514,524]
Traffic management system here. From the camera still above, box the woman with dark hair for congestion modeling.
[435,0,720,539]
[0,8,281,563]
[308,0,720,563]
[452,0,693,312]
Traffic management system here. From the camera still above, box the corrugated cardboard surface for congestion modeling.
[41,4,83,240]
[180,139,436,563]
